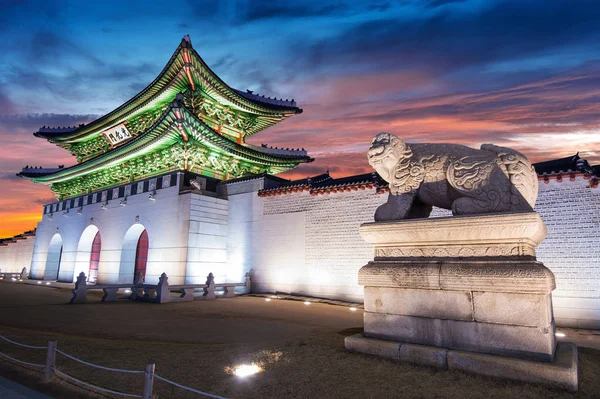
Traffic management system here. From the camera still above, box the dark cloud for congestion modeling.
[294,0,600,79]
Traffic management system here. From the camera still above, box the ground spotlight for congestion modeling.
[45,282,51,285]
[555,332,566,337]
[37,281,42,284]
[233,364,261,377]
[265,298,272,302]
[349,307,357,311]
[303,301,311,305]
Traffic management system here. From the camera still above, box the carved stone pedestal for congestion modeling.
[346,212,578,391]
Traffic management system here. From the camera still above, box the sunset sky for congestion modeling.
[1,0,600,237]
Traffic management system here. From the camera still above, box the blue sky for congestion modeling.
[2,0,600,235]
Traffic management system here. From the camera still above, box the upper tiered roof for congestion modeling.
[34,35,303,161]
[19,36,311,199]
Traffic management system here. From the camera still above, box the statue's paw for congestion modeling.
[374,203,398,222]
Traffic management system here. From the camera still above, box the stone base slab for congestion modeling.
[364,312,556,361]
[359,212,547,258]
[345,334,578,392]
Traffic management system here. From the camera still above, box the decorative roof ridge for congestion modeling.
[25,100,313,184]
[219,172,289,185]
[179,104,313,163]
[25,100,182,182]
[244,143,307,157]
[34,39,188,141]
[34,35,301,144]
[258,171,386,197]
[38,125,83,133]
[532,152,595,176]
[234,89,297,108]
[0,228,36,244]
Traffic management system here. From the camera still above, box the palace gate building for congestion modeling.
[2,36,599,330]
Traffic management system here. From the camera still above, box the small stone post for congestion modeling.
[156,273,169,303]
[203,273,216,299]
[130,271,144,300]
[70,272,88,304]
[45,340,57,381]
[142,363,155,399]
[245,272,252,294]
[20,267,27,280]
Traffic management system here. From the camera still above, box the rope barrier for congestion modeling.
[53,369,143,398]
[54,348,144,374]
[0,334,46,349]
[154,373,227,399]
[0,332,224,398]
[0,351,44,368]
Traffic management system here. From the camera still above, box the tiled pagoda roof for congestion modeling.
[533,153,594,175]
[34,35,302,145]
[0,229,36,245]
[20,96,313,186]
[258,172,385,197]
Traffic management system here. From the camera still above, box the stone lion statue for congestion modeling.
[368,132,538,221]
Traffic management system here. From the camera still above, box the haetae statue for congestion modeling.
[368,132,538,221]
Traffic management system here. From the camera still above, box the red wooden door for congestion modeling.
[88,231,101,282]
[134,230,149,281]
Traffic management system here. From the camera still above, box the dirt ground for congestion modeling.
[0,281,599,399]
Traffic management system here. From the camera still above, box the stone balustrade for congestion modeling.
[0,267,28,281]
[70,271,251,304]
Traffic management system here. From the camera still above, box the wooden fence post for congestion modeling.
[143,363,155,399]
[45,340,57,381]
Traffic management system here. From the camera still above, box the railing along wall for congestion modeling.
[0,333,226,398]
[0,267,28,281]
[70,271,251,304]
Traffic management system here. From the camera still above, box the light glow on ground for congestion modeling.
[303,301,311,305]
[233,364,262,377]
[265,298,272,302]
[349,307,357,311]
[555,332,566,337]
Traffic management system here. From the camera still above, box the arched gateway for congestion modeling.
[44,233,63,280]
[119,224,148,284]
[73,225,101,283]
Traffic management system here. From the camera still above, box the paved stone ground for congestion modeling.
[0,376,53,399]
[1,281,599,399]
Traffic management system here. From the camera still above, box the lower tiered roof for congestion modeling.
[18,95,312,199]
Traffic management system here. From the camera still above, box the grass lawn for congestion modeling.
[1,282,599,398]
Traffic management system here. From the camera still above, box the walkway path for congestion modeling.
[0,376,53,399]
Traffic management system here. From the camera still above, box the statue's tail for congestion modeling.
[480,144,538,208]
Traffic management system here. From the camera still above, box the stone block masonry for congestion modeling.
[230,175,600,329]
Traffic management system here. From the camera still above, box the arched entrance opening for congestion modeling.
[44,233,63,280]
[135,230,149,280]
[119,224,148,284]
[73,225,101,283]
[89,232,102,283]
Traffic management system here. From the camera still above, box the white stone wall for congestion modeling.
[227,177,599,328]
[185,193,229,284]
[29,181,193,284]
[535,176,600,329]
[0,237,35,274]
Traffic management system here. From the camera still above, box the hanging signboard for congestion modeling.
[102,123,132,147]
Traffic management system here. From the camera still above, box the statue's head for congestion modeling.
[368,132,406,180]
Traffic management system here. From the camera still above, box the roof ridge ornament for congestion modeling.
[182,34,192,47]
